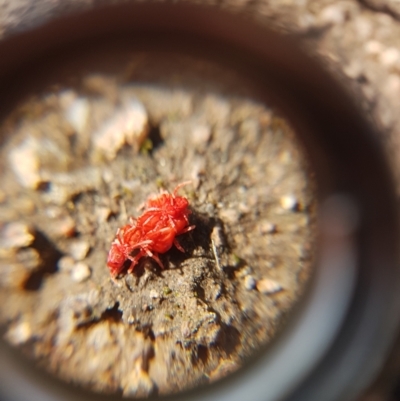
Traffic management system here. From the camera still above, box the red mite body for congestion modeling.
[107,182,195,277]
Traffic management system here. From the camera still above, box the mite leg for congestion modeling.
[168,216,178,231]
[145,248,164,269]
[131,240,153,249]
[173,181,192,197]
[174,238,185,253]
[127,253,141,273]
[174,225,195,251]
[145,207,162,212]
[180,225,196,234]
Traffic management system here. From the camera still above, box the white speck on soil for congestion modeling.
[92,99,149,160]
[48,215,76,238]
[191,124,211,145]
[243,275,256,290]
[218,208,240,223]
[379,47,400,68]
[256,278,284,294]
[71,262,91,282]
[0,222,34,249]
[95,206,112,223]
[5,321,32,345]
[58,256,75,272]
[69,240,90,261]
[280,195,299,211]
[8,137,41,189]
[259,221,277,234]
[64,97,90,135]
[365,40,384,56]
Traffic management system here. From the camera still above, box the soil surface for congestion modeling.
[0,53,316,396]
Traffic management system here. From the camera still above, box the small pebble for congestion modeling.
[96,206,112,223]
[15,247,41,270]
[364,40,383,55]
[319,4,346,25]
[71,262,91,282]
[149,289,159,299]
[256,278,283,294]
[86,322,112,350]
[235,265,252,278]
[379,47,400,68]
[163,286,172,296]
[123,364,155,398]
[69,240,90,260]
[0,263,30,288]
[0,222,34,249]
[244,275,256,290]
[344,61,363,79]
[191,124,211,145]
[208,360,240,382]
[219,208,240,223]
[58,256,75,272]
[102,169,114,184]
[6,321,32,345]
[238,202,250,213]
[181,321,192,338]
[64,97,90,135]
[50,216,76,238]
[280,195,298,211]
[93,99,149,160]
[204,203,215,216]
[8,137,41,189]
[42,168,102,205]
[259,221,277,234]
[127,315,136,324]
[45,206,63,219]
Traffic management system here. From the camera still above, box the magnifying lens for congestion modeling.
[0,3,399,401]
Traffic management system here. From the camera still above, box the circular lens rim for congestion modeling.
[0,3,399,401]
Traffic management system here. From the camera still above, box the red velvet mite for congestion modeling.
[107,181,195,277]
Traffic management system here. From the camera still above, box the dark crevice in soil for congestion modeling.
[136,325,156,342]
[189,213,215,251]
[191,344,209,366]
[100,302,123,323]
[216,324,241,355]
[75,302,122,330]
[222,264,243,280]
[36,181,51,192]
[23,230,62,291]
[148,124,164,153]
[71,189,97,205]
[193,283,206,300]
